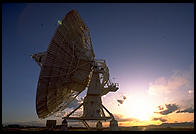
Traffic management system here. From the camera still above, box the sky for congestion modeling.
[2,3,194,127]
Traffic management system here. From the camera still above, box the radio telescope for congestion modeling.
[32,9,119,130]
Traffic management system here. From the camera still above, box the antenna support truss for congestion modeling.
[62,60,119,130]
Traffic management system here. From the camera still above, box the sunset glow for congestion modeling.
[122,94,156,121]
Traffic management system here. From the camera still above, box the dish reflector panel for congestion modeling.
[36,10,95,119]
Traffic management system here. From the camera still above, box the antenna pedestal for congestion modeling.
[83,95,102,118]
[63,69,118,130]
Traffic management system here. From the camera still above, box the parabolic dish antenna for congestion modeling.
[32,9,119,130]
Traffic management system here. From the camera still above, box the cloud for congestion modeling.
[176,107,194,113]
[148,63,194,96]
[155,104,179,115]
[155,103,194,115]
[152,117,167,122]
[158,105,164,110]
[117,99,124,104]
[148,76,188,96]
[117,96,126,105]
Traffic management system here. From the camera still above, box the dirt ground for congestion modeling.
[2,126,194,131]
